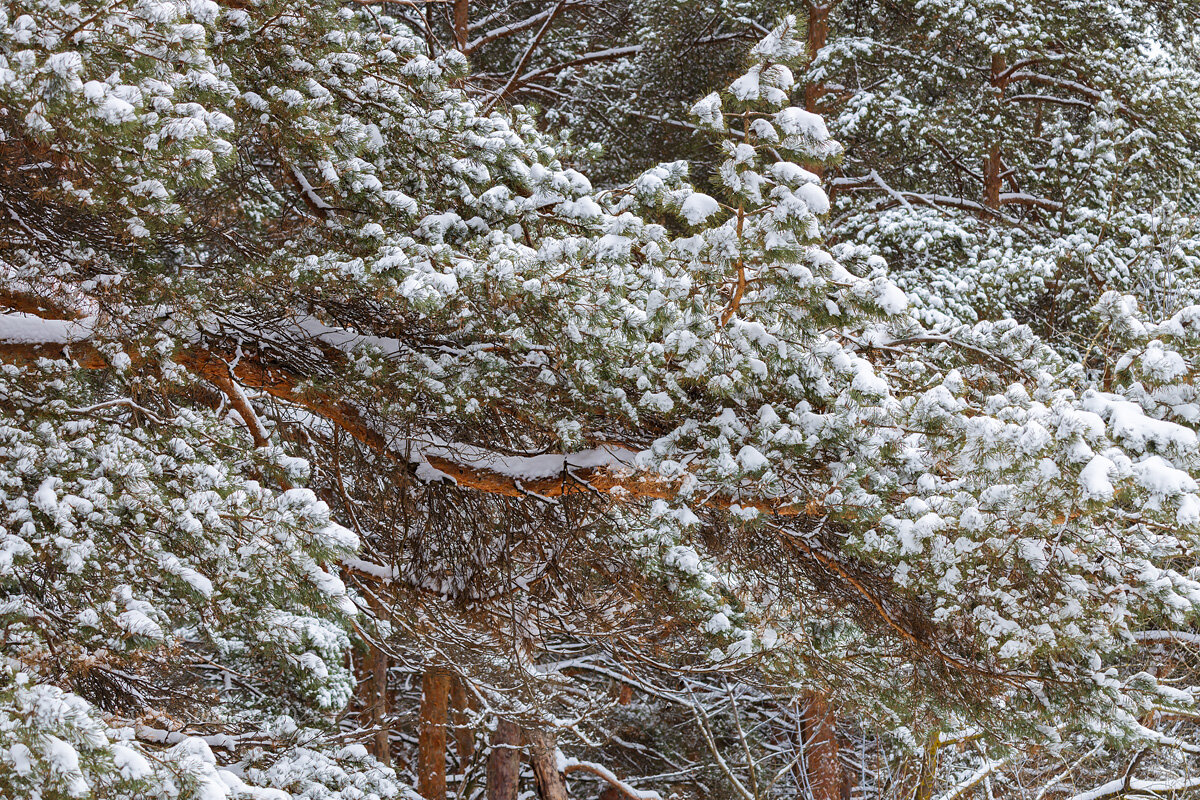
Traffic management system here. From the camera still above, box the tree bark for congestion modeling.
[983,53,1008,212]
[453,0,469,50]
[913,732,941,800]
[486,719,523,800]
[528,728,570,800]
[0,296,831,520]
[801,692,846,800]
[361,643,391,766]
[804,2,831,180]
[450,676,476,765]
[804,2,830,114]
[419,668,452,800]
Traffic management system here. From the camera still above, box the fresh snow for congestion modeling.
[0,313,95,344]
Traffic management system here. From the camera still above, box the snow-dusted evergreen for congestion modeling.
[812,0,1200,342]
[5,2,1200,799]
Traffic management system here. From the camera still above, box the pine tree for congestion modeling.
[809,0,1200,344]
[6,4,1200,799]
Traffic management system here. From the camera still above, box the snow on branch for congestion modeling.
[0,328,815,515]
[464,4,579,54]
[1066,774,1200,800]
[933,755,1014,800]
[1133,630,1200,647]
[560,756,664,800]
[0,312,96,345]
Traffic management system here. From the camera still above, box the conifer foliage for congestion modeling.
[4,2,1200,800]
[813,0,1200,340]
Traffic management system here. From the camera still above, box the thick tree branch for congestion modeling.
[0,287,86,319]
[0,319,814,517]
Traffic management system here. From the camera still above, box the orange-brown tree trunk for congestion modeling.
[801,693,846,800]
[983,53,1008,212]
[450,677,476,765]
[804,2,829,114]
[983,144,1002,211]
[528,729,570,800]
[804,2,831,180]
[419,668,452,800]
[454,0,469,50]
[361,643,391,766]
[487,720,523,800]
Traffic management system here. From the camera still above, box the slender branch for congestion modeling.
[480,0,568,114]
[561,758,664,800]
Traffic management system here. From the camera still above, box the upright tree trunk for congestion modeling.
[453,0,469,50]
[801,693,846,800]
[913,732,941,800]
[983,143,1003,211]
[419,668,452,800]
[527,728,570,800]
[486,719,523,800]
[450,677,476,765]
[804,2,829,114]
[804,2,831,180]
[361,643,391,766]
[983,53,1008,212]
